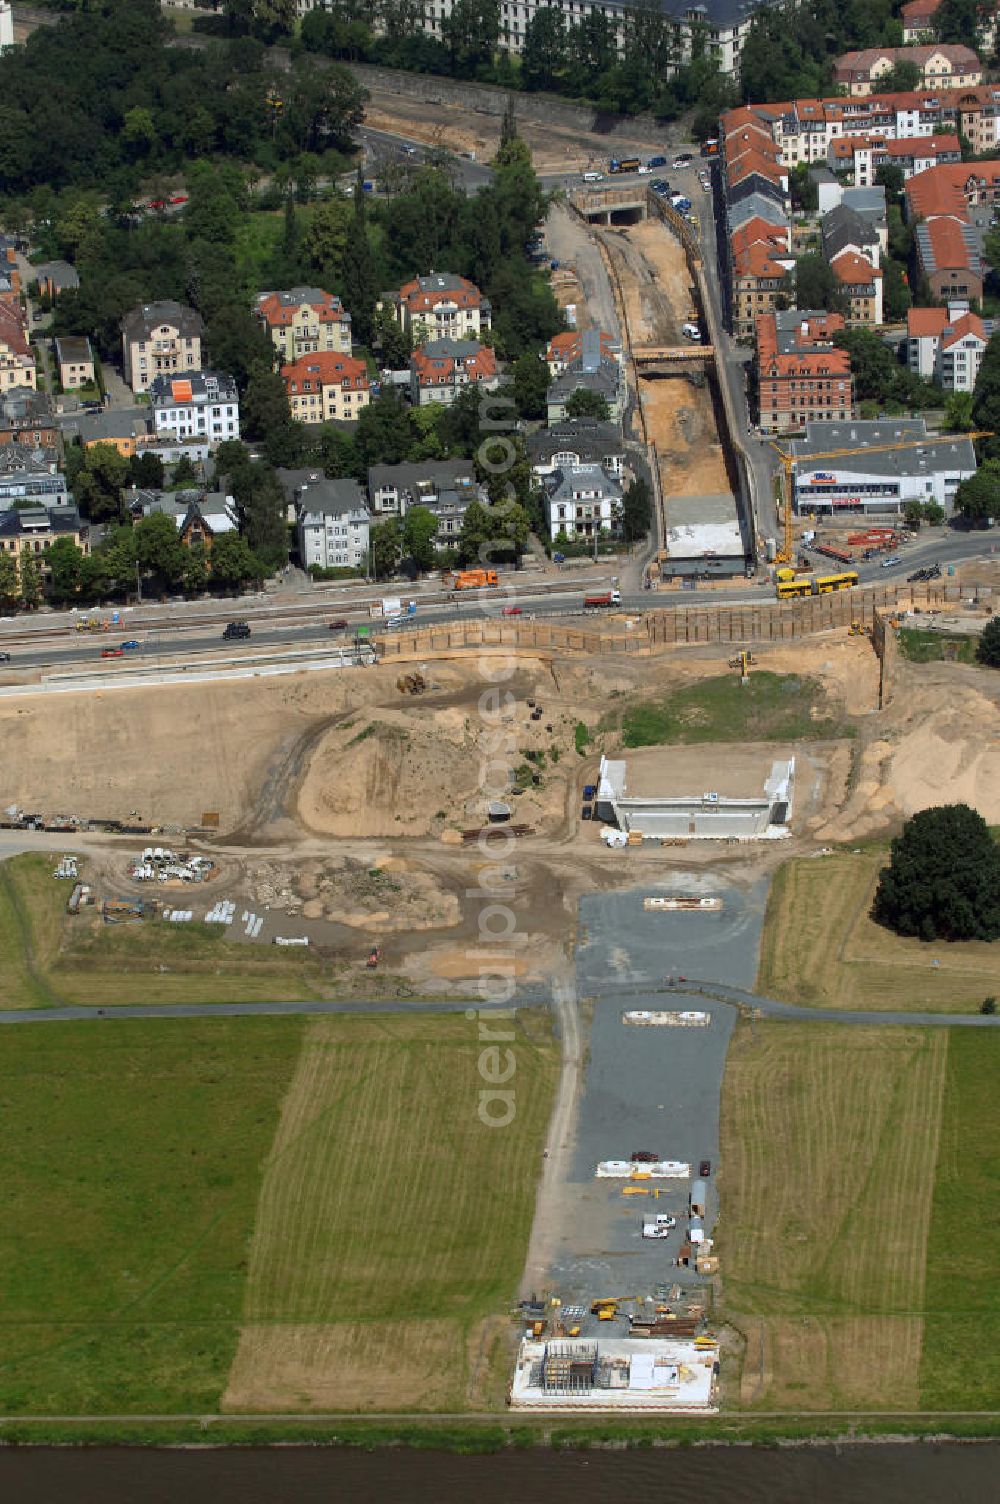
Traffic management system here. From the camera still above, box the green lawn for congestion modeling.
[0,856,75,1008]
[0,1018,303,1413]
[921,1030,1000,1409]
[612,672,848,749]
[897,627,978,665]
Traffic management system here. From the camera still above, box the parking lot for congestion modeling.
[541,878,768,1317]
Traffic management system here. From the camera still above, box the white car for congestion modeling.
[701,179,712,193]
[881,555,902,568]
[583,170,603,182]
[682,321,701,341]
[637,164,652,175]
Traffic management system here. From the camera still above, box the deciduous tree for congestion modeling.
[872,804,1000,941]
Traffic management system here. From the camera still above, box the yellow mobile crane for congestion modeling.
[769,432,993,566]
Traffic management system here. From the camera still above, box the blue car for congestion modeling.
[122,639,141,651]
[647,155,667,168]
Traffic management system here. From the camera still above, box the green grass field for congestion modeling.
[897,627,978,665]
[0,855,328,1008]
[757,848,1000,1013]
[611,672,849,749]
[721,1020,999,1411]
[225,1011,557,1411]
[0,1010,556,1415]
[920,1030,1000,1409]
[0,1017,303,1413]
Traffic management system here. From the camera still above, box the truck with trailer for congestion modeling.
[609,156,641,173]
[583,590,622,608]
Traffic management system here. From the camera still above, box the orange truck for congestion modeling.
[452,569,498,590]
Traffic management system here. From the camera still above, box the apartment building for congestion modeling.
[831,251,884,327]
[0,505,88,579]
[295,0,768,76]
[826,131,961,186]
[0,445,68,507]
[409,339,498,406]
[907,304,990,391]
[255,286,352,362]
[280,351,371,423]
[387,273,491,343]
[148,370,240,447]
[755,310,854,436]
[121,301,204,395]
[543,464,623,544]
[901,0,999,48]
[366,459,480,518]
[833,45,981,98]
[0,302,35,394]
[293,476,370,573]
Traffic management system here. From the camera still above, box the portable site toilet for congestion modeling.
[690,1178,707,1217]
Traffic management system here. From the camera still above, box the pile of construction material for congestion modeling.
[205,899,237,926]
[164,909,194,923]
[130,848,215,883]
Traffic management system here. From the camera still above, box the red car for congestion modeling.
[169,194,188,205]
[100,646,125,658]
[328,618,349,631]
[148,199,166,210]
[502,605,523,617]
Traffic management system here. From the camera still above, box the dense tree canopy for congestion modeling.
[977,614,1000,667]
[872,804,1000,942]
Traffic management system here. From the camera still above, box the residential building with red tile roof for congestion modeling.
[834,44,981,97]
[546,329,621,377]
[830,250,884,326]
[756,310,854,435]
[280,351,371,424]
[255,287,352,362]
[409,339,498,407]
[904,159,1000,219]
[900,0,941,40]
[0,302,35,394]
[907,303,991,389]
[387,273,491,343]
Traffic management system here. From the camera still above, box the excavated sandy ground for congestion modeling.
[8,630,1000,982]
[599,221,730,500]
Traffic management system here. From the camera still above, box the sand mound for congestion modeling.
[293,856,461,933]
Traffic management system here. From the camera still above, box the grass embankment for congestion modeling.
[0,855,328,1008]
[612,672,849,749]
[0,1017,302,1413]
[719,1020,1000,1412]
[224,1011,557,1412]
[757,848,1000,1014]
[0,1011,556,1416]
[921,1030,1000,1409]
[897,627,978,665]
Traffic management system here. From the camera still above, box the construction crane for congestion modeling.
[769,431,993,566]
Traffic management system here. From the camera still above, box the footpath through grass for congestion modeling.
[0,854,328,1008]
[921,1031,1000,1409]
[0,1017,303,1414]
[613,672,849,749]
[757,848,1000,1013]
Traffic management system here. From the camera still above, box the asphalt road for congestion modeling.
[1,531,995,671]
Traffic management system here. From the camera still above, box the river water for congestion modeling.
[1,1442,996,1502]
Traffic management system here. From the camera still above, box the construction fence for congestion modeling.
[375,583,981,661]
